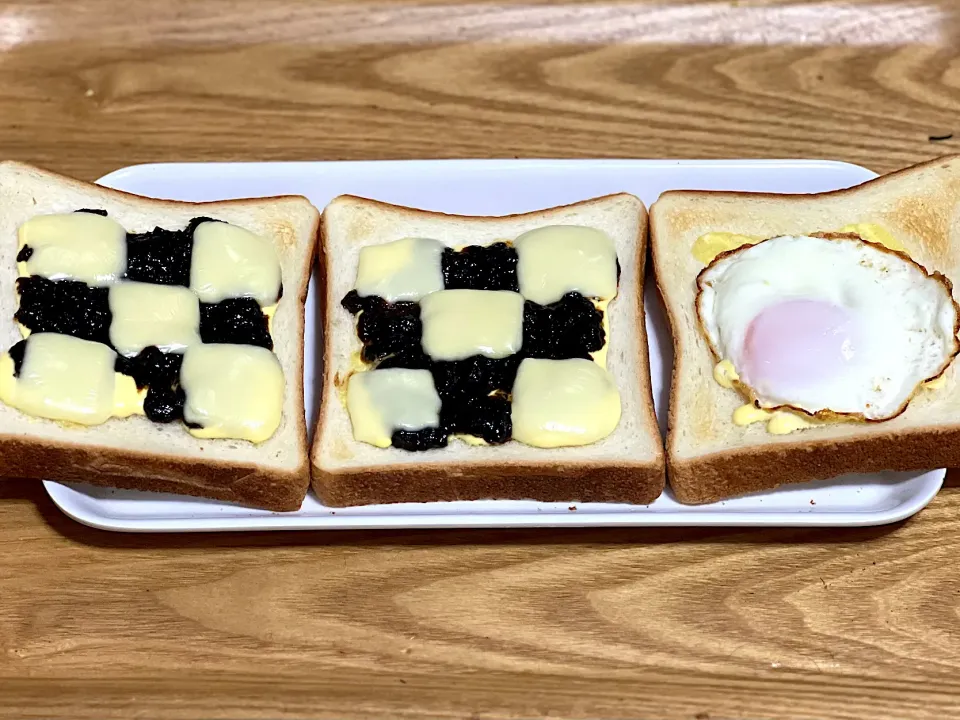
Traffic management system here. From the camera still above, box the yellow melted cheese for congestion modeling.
[511,358,621,448]
[453,433,488,446]
[355,237,445,302]
[263,302,277,336]
[693,224,905,265]
[718,362,818,435]
[419,289,524,361]
[590,299,611,368]
[692,232,762,265]
[181,344,284,444]
[189,221,282,305]
[514,225,618,305]
[18,213,127,286]
[731,402,816,435]
[113,373,147,418]
[837,223,905,252]
[108,282,201,357]
[346,368,442,448]
[0,334,146,426]
[713,359,739,389]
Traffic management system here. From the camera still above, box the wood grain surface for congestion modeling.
[2,0,960,718]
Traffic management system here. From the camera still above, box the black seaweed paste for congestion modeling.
[441,242,518,291]
[16,276,112,346]
[123,216,213,286]
[342,242,613,451]
[11,212,275,426]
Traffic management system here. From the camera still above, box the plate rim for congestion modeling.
[42,468,946,532]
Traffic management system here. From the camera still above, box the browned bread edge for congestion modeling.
[669,425,959,504]
[314,461,664,507]
[6,434,309,511]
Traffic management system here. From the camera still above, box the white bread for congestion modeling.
[650,154,960,504]
[312,193,665,506]
[0,162,318,511]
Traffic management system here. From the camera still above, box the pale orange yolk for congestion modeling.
[741,299,857,395]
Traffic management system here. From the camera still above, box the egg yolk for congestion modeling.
[741,299,857,393]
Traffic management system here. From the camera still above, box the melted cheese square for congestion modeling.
[514,225,618,305]
[419,289,523,361]
[0,333,117,425]
[355,237,445,302]
[108,282,200,357]
[189,221,281,305]
[346,368,441,448]
[181,344,284,444]
[19,213,127,286]
[511,358,621,448]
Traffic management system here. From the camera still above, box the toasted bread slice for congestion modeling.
[0,161,318,511]
[650,154,960,504]
[312,193,664,507]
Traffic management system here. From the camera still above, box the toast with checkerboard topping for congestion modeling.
[0,161,317,511]
[312,193,664,507]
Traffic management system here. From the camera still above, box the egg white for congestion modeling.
[696,234,959,420]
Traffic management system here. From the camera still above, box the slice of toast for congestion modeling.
[312,193,664,507]
[650,154,960,504]
[0,161,318,511]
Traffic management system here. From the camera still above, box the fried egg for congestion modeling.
[696,233,960,421]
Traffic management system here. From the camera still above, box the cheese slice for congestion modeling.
[354,237,445,302]
[0,333,117,425]
[189,221,281,305]
[511,358,621,448]
[346,368,442,448]
[108,282,201,357]
[514,225,618,305]
[180,344,284,443]
[112,373,147,418]
[18,213,127,286]
[419,289,524,361]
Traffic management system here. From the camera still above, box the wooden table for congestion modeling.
[2,1,960,717]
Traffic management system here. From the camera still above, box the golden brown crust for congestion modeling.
[311,194,666,506]
[669,423,960,505]
[313,460,664,507]
[0,161,319,512]
[321,192,642,223]
[656,154,960,206]
[3,433,310,511]
[7,160,314,212]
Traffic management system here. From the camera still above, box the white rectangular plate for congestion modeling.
[43,159,945,531]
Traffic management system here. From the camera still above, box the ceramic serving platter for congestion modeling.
[43,159,945,531]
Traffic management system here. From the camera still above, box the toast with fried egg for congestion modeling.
[0,162,318,511]
[312,194,665,507]
[650,154,960,504]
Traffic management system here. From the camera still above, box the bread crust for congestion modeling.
[4,434,309,511]
[650,154,960,504]
[315,462,664,507]
[669,425,960,505]
[311,193,666,506]
[0,161,318,512]
[655,154,960,206]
